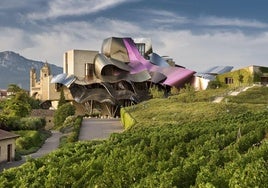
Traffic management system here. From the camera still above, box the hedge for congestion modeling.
[120,107,136,129]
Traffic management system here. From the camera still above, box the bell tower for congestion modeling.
[30,67,36,87]
[40,62,51,79]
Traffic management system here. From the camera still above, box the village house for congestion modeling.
[0,90,7,99]
[216,65,268,87]
[194,65,268,90]
[0,129,19,163]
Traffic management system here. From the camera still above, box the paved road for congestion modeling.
[0,130,62,172]
[79,118,123,140]
[29,130,62,158]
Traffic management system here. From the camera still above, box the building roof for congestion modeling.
[195,66,234,81]
[200,66,234,75]
[0,129,19,141]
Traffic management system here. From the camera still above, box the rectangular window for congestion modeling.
[85,63,94,79]
[7,144,12,162]
[135,43,146,57]
[64,53,68,74]
[225,77,234,84]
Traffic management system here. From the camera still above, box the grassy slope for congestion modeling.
[226,86,268,104]
[127,86,267,127]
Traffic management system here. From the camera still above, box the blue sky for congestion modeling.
[0,0,267,72]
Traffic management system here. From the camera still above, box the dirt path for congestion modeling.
[79,118,123,141]
[212,85,254,103]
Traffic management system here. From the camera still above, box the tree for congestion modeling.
[54,103,75,127]
[3,91,31,117]
[3,101,31,117]
[7,84,23,93]
[207,80,222,89]
[58,88,67,108]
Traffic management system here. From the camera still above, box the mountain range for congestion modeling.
[0,51,62,90]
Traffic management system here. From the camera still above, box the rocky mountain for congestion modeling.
[0,51,62,90]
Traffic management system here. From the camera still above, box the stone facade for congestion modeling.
[217,65,268,87]
[0,129,19,163]
[31,109,55,130]
[30,62,73,109]
[64,50,99,80]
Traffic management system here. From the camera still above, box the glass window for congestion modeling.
[135,43,146,57]
[225,77,234,84]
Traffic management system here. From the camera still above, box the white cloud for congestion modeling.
[0,28,34,50]
[139,9,189,25]
[28,0,132,20]
[151,30,268,71]
[1,17,268,72]
[1,19,144,66]
[197,16,268,28]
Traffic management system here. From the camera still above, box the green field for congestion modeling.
[0,86,268,187]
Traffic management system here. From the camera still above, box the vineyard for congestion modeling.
[0,86,268,187]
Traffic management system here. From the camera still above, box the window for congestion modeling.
[225,77,234,84]
[135,43,146,57]
[64,53,68,74]
[55,83,63,91]
[7,144,12,162]
[85,63,94,78]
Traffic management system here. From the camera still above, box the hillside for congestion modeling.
[127,86,268,127]
[0,51,62,90]
[0,86,268,187]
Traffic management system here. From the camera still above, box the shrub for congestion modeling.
[120,107,136,129]
[54,103,75,128]
[59,116,83,147]
[15,130,51,155]
[173,83,196,103]
[149,86,165,99]
[59,115,76,133]
[0,115,45,131]
[170,87,180,95]
[58,88,67,108]
[19,117,46,130]
[3,100,31,117]
[207,80,222,89]
[0,115,21,131]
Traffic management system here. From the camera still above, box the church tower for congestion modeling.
[40,62,51,79]
[30,67,36,88]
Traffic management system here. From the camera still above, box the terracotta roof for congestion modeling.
[0,129,19,141]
